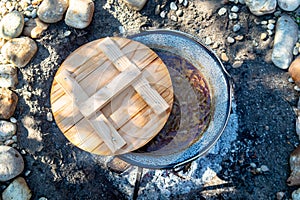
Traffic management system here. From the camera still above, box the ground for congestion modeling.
[1,0,300,199]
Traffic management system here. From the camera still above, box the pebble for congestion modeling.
[227,36,235,44]
[0,11,24,39]
[176,9,183,17]
[245,0,276,16]
[278,0,300,11]
[0,64,18,88]
[0,120,17,142]
[170,15,178,22]
[2,177,32,200]
[221,52,229,62]
[218,7,227,16]
[204,37,213,45]
[276,191,285,200]
[1,37,38,68]
[229,12,238,20]
[170,2,177,11]
[260,165,269,172]
[289,56,300,87]
[10,117,17,124]
[23,18,49,38]
[261,20,268,25]
[292,188,300,200]
[267,29,273,36]
[231,5,239,12]
[154,5,160,15]
[0,88,18,120]
[65,0,94,29]
[260,32,268,40]
[37,0,68,23]
[233,24,241,32]
[294,47,300,56]
[160,10,167,18]
[272,15,299,69]
[123,0,148,11]
[4,139,15,146]
[239,0,246,3]
[232,60,243,68]
[288,146,300,186]
[0,146,24,181]
[250,162,257,168]
[268,19,276,24]
[183,0,188,7]
[267,23,275,30]
[235,35,244,41]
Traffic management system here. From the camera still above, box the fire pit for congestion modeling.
[118,30,232,169]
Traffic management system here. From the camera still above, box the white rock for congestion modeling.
[0,11,24,39]
[278,0,300,11]
[231,5,239,12]
[2,177,32,200]
[227,36,235,44]
[160,10,167,18]
[10,117,17,124]
[218,7,227,16]
[233,24,241,32]
[245,0,277,16]
[65,0,94,29]
[0,146,24,181]
[170,2,177,11]
[292,188,300,200]
[0,64,18,88]
[272,15,299,69]
[239,0,246,4]
[170,15,178,22]
[0,120,17,142]
[267,23,275,30]
[229,12,238,20]
[183,0,188,7]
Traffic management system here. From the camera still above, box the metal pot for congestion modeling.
[118,30,232,169]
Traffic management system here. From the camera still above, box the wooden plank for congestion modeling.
[79,67,141,118]
[54,69,126,153]
[88,114,126,154]
[132,76,169,115]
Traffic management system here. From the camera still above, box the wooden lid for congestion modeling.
[50,37,174,155]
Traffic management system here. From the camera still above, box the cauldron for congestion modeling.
[118,30,232,169]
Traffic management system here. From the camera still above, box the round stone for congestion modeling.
[0,120,17,142]
[227,36,235,44]
[0,11,24,39]
[1,37,38,68]
[0,146,24,181]
[218,7,227,16]
[233,24,241,32]
[170,2,178,11]
[229,13,238,20]
[231,5,239,12]
[0,88,18,120]
[37,0,68,23]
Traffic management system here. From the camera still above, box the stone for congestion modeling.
[232,60,243,68]
[160,10,167,18]
[278,0,300,11]
[0,11,24,39]
[1,37,38,68]
[260,165,269,172]
[288,146,300,186]
[233,24,241,32]
[267,23,275,30]
[122,0,148,11]
[4,139,15,146]
[227,36,235,44]
[0,146,24,181]
[65,0,94,29]
[292,188,300,200]
[289,57,300,87]
[183,0,188,7]
[0,64,18,88]
[276,192,285,200]
[218,7,227,16]
[37,0,69,23]
[2,177,31,200]
[294,47,300,56]
[239,0,246,3]
[272,15,298,69]
[245,0,277,16]
[231,5,239,12]
[23,18,49,39]
[0,88,18,120]
[229,12,238,20]
[0,120,17,142]
[221,52,229,62]
[170,15,178,22]
[260,32,268,40]
[170,2,178,11]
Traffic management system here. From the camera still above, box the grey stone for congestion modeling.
[2,177,31,200]
[0,11,24,39]
[245,0,277,16]
[37,0,69,23]
[233,24,241,32]
[65,0,94,29]
[292,188,300,200]
[227,36,235,44]
[231,5,239,12]
[170,2,178,11]
[0,88,18,120]
[1,37,38,68]
[0,64,18,88]
[0,120,16,142]
[272,15,299,69]
[123,0,148,11]
[23,18,49,39]
[278,0,300,11]
[267,23,275,30]
[0,146,24,181]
